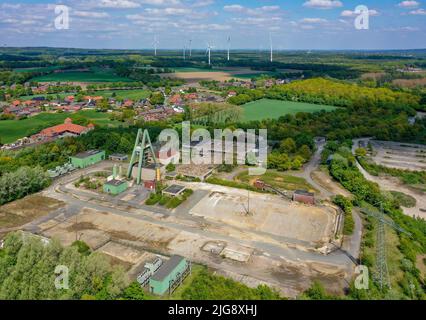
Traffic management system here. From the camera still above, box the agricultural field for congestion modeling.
[161,67,271,83]
[19,89,151,101]
[242,99,337,121]
[31,68,133,83]
[0,110,122,143]
[13,66,62,73]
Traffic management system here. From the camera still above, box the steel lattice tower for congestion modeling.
[127,129,159,185]
[375,208,390,291]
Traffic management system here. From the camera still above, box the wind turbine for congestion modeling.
[188,39,192,57]
[183,44,186,60]
[153,36,159,56]
[227,36,231,61]
[269,33,273,63]
[206,42,213,66]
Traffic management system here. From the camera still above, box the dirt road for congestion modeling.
[352,138,426,219]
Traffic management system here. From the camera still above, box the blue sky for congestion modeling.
[0,0,425,50]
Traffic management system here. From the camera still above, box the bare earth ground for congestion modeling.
[40,207,346,297]
[160,68,265,83]
[187,185,337,245]
[353,139,426,219]
[311,168,352,198]
[370,140,426,172]
[0,195,64,231]
[3,161,355,297]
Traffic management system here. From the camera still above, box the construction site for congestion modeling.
[15,130,358,297]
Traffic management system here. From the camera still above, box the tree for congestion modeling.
[280,138,296,154]
[355,148,367,157]
[149,92,165,105]
[120,281,146,300]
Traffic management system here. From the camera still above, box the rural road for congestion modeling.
[352,138,426,219]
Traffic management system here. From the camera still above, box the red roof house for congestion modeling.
[37,118,94,139]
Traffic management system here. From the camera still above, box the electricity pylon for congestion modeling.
[360,205,411,291]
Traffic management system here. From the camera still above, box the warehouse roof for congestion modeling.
[163,184,186,195]
[72,150,103,159]
[105,179,127,187]
[151,255,185,282]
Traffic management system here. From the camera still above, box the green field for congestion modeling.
[0,110,122,144]
[235,72,276,80]
[31,68,133,83]
[14,66,61,73]
[94,89,151,100]
[20,89,151,101]
[242,99,338,121]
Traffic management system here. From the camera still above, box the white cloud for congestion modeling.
[409,8,426,14]
[303,0,343,9]
[1,3,22,9]
[98,0,141,8]
[223,4,281,16]
[300,18,328,23]
[398,1,420,8]
[223,5,245,13]
[341,9,380,17]
[73,11,110,18]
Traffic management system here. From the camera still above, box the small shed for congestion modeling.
[103,179,128,195]
[293,190,315,205]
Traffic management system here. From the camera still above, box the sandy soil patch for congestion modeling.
[0,195,64,229]
[189,189,336,244]
[311,169,351,197]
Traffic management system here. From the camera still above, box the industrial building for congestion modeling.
[149,255,191,296]
[103,179,128,195]
[162,184,187,197]
[293,190,315,205]
[69,150,105,169]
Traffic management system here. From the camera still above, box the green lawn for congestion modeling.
[242,99,337,122]
[94,89,151,100]
[0,110,122,144]
[31,68,133,83]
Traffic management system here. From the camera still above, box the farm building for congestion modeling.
[149,255,191,296]
[293,190,315,205]
[70,150,106,169]
[32,118,94,141]
[103,179,128,195]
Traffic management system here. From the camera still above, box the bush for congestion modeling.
[145,193,161,205]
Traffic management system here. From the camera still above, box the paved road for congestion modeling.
[352,138,426,219]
